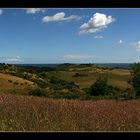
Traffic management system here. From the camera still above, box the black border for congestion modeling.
[0,132,140,139]
[0,0,140,140]
[0,0,140,8]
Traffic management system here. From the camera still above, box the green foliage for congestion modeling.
[88,75,135,100]
[130,63,140,96]
[122,88,136,100]
[32,79,48,88]
[107,85,121,95]
[39,72,47,78]
[50,76,79,90]
[0,63,5,70]
[28,88,46,97]
[89,77,108,96]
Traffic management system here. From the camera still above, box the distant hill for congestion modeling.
[14,63,132,69]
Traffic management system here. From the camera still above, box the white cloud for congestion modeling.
[118,40,123,44]
[25,8,46,14]
[42,12,82,23]
[0,9,3,15]
[6,56,21,62]
[63,54,93,62]
[79,13,115,35]
[133,41,140,51]
[94,35,103,39]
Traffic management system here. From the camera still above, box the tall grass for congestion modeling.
[0,93,140,131]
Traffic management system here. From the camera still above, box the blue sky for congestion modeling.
[0,8,140,64]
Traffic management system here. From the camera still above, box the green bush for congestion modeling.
[130,63,140,97]
[50,76,79,90]
[89,77,108,96]
[39,72,47,78]
[107,85,121,95]
[28,88,46,97]
[121,88,136,100]
[34,79,48,88]
[87,77,128,99]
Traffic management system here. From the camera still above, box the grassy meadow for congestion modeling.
[0,63,139,131]
[0,93,140,131]
[47,67,131,89]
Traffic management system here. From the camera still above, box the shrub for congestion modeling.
[39,72,47,78]
[28,88,46,97]
[8,80,12,83]
[89,77,108,96]
[50,76,79,90]
[130,63,140,97]
[107,85,121,95]
[25,82,28,85]
[33,79,48,88]
[121,88,136,100]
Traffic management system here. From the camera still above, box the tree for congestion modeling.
[130,62,140,96]
[89,77,108,96]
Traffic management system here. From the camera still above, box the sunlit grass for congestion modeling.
[0,93,140,131]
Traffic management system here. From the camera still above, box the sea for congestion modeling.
[14,63,132,69]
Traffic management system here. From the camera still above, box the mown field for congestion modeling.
[0,93,140,131]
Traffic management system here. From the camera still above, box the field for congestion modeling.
[47,68,131,89]
[0,93,140,131]
[0,63,139,131]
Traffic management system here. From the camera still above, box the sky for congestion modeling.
[0,8,140,64]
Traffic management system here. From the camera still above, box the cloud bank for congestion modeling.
[63,54,93,62]
[6,56,21,62]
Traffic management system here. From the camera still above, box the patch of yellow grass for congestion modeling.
[108,79,130,89]
[109,69,130,76]
[0,73,36,95]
